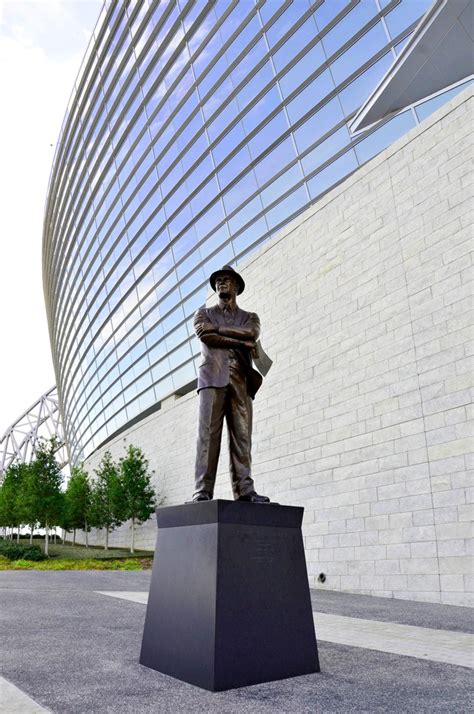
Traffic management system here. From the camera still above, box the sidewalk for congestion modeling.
[1,571,472,713]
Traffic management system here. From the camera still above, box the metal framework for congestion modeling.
[0,386,68,477]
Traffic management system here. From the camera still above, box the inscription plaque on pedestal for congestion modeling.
[140,500,319,691]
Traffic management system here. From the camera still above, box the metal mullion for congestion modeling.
[47,2,130,275]
[60,55,299,372]
[136,32,401,294]
[48,0,169,288]
[52,0,236,318]
[44,0,109,218]
[120,0,351,245]
[193,0,266,96]
[62,238,198,413]
[52,44,209,366]
[64,237,212,413]
[53,44,211,347]
[80,357,173,454]
[66,9,286,291]
[51,1,198,327]
[73,313,193,438]
[71,295,199,440]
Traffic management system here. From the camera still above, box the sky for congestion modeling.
[0,0,102,435]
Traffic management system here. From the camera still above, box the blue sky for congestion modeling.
[0,0,101,433]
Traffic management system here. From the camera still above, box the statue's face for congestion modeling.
[216,274,237,299]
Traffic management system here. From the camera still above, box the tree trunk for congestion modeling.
[73,528,76,547]
[85,521,89,548]
[104,527,109,550]
[45,524,49,557]
[16,529,20,542]
[54,531,57,544]
[30,524,34,545]
[130,517,135,554]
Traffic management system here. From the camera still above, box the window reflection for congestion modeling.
[384,0,432,39]
[354,111,416,165]
[331,24,387,86]
[307,149,358,200]
[47,0,456,464]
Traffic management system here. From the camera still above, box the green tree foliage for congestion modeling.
[90,452,124,550]
[17,462,44,543]
[29,438,64,556]
[0,464,27,539]
[119,445,157,553]
[0,463,39,540]
[64,465,91,547]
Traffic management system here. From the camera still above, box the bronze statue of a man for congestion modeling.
[192,265,270,503]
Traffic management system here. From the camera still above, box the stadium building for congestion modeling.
[40,0,472,605]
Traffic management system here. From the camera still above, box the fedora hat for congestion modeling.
[209,265,245,295]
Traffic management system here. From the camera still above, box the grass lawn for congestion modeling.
[0,556,152,571]
[0,538,154,570]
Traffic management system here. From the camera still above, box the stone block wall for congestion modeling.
[80,87,473,606]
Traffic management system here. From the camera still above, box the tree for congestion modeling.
[30,438,64,556]
[0,464,28,540]
[16,462,38,543]
[64,465,92,547]
[90,452,123,550]
[119,445,157,553]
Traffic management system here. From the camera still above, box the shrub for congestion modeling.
[0,541,45,561]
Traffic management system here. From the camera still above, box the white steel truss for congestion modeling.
[0,386,68,477]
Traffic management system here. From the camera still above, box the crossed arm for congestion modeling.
[193,308,260,350]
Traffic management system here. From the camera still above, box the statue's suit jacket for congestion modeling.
[194,305,263,399]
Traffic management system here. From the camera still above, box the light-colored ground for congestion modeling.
[97,590,474,669]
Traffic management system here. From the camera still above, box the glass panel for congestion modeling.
[330,23,387,86]
[247,111,289,160]
[384,0,432,39]
[314,0,352,31]
[301,126,351,175]
[273,17,318,73]
[322,1,378,57]
[242,86,281,135]
[253,137,296,185]
[354,111,415,164]
[223,171,259,214]
[279,42,326,99]
[307,149,358,199]
[260,163,302,208]
[232,215,268,256]
[338,53,393,116]
[265,2,310,49]
[415,81,473,122]
[286,69,334,124]
[293,96,344,154]
[265,185,307,229]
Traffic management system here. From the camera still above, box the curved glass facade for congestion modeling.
[44,0,462,463]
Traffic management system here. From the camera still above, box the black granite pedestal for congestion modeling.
[140,499,319,691]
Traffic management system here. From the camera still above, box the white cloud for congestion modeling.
[0,0,101,434]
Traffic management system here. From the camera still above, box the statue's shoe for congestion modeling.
[191,492,212,502]
[238,491,270,503]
